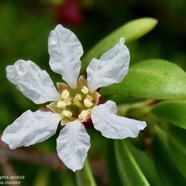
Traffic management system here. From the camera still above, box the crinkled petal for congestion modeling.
[6,60,60,104]
[2,110,61,149]
[56,120,90,172]
[91,101,146,139]
[87,38,130,92]
[48,24,83,88]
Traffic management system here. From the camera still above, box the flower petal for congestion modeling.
[2,110,61,149]
[87,38,130,92]
[6,60,60,104]
[48,24,83,88]
[56,119,90,172]
[91,101,146,139]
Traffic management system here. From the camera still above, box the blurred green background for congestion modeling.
[0,0,186,185]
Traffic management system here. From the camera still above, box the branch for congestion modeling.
[0,138,66,170]
[0,136,108,185]
[0,138,17,178]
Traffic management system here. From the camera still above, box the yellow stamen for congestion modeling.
[56,101,66,108]
[87,109,91,115]
[66,101,72,106]
[75,94,82,101]
[61,89,70,99]
[81,86,89,94]
[78,110,89,120]
[84,98,93,107]
[86,94,94,101]
[62,110,73,117]
[65,98,72,105]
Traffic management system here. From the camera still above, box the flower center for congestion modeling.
[47,76,101,125]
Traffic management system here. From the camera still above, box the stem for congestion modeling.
[76,158,97,186]
[0,138,17,178]
[0,135,108,185]
[73,99,84,109]
[117,99,154,116]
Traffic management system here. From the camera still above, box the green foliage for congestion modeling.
[76,159,96,186]
[152,127,186,185]
[168,126,186,178]
[106,140,122,186]
[128,142,162,186]
[81,17,158,72]
[114,140,150,186]
[151,100,186,129]
[101,59,186,99]
[106,139,163,186]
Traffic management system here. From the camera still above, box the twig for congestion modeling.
[0,140,66,170]
[0,137,18,186]
[0,136,108,185]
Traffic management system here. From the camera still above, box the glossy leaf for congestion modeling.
[151,100,186,129]
[81,17,158,72]
[168,125,186,178]
[115,140,150,186]
[101,59,186,100]
[76,159,97,186]
[152,128,186,185]
[106,140,122,186]
[128,143,162,186]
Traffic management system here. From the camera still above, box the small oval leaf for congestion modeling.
[101,59,186,100]
[128,143,162,186]
[81,17,158,72]
[76,159,97,186]
[115,140,150,186]
[168,126,186,177]
[151,100,186,129]
[106,140,122,186]
[152,128,186,185]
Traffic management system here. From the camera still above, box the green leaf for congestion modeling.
[115,140,150,186]
[33,168,50,186]
[60,171,76,186]
[81,17,158,72]
[151,100,186,129]
[106,140,122,186]
[76,159,97,186]
[152,128,186,185]
[168,125,186,178]
[101,59,186,100]
[128,143,162,186]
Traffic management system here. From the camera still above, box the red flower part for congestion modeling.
[56,0,84,26]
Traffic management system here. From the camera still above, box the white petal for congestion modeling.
[56,120,90,172]
[87,38,130,92]
[2,110,61,149]
[91,101,146,139]
[48,24,83,88]
[6,60,60,104]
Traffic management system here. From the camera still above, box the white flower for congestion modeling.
[2,25,147,172]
